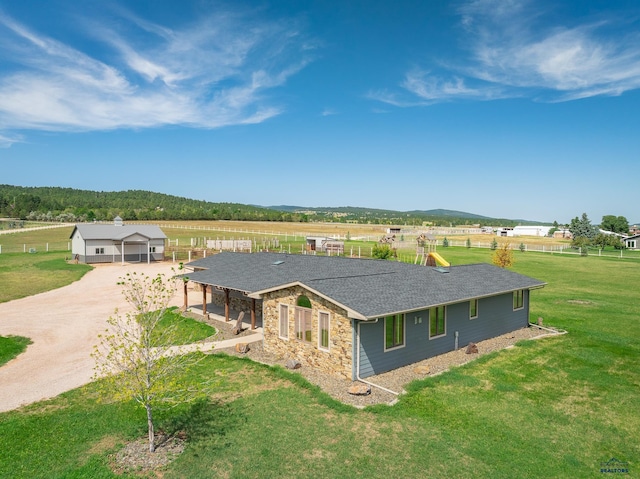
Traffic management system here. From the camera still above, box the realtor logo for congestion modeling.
[600,458,629,474]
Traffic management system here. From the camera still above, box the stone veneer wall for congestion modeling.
[262,285,353,380]
[209,290,262,317]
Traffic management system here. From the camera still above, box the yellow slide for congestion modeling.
[427,252,450,267]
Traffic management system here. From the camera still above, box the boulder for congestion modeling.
[235,343,250,354]
[348,383,371,396]
[285,359,302,370]
[466,342,478,354]
[414,365,430,375]
[232,311,245,335]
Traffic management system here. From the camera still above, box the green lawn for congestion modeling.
[0,252,93,303]
[154,307,216,344]
[0,248,638,478]
[0,336,32,366]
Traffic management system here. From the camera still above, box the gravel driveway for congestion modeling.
[0,262,182,413]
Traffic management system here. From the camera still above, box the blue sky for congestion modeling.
[1,0,639,224]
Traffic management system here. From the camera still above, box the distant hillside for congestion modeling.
[267,205,540,227]
[0,184,540,226]
[0,185,306,223]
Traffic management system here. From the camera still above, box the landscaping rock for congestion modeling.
[413,365,430,375]
[235,343,250,354]
[348,383,371,396]
[285,359,302,370]
[466,342,478,354]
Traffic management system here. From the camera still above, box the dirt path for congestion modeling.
[0,262,183,413]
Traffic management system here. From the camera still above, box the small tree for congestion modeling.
[490,238,498,250]
[442,237,449,248]
[519,242,526,252]
[493,242,515,268]
[93,271,202,453]
[466,238,471,249]
[372,243,395,260]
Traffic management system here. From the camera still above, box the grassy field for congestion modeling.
[0,247,637,478]
[0,252,93,303]
[0,336,31,366]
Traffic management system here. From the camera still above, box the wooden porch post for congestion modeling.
[202,285,208,316]
[224,288,230,322]
[183,280,188,310]
[251,298,256,330]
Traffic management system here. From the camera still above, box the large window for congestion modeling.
[430,306,446,338]
[279,304,289,340]
[318,311,330,351]
[470,299,478,319]
[385,314,405,350]
[513,290,524,310]
[295,295,312,343]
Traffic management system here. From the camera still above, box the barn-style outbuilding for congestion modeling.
[70,217,166,264]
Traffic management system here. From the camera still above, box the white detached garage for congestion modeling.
[70,217,167,264]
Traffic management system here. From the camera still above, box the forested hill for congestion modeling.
[0,185,306,223]
[0,185,534,226]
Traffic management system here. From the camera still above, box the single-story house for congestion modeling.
[623,234,640,250]
[70,217,167,264]
[184,252,545,380]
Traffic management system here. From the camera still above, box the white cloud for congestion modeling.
[0,6,314,141]
[382,0,640,105]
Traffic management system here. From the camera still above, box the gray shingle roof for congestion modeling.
[185,252,545,319]
[71,224,167,241]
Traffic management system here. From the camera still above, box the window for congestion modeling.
[318,311,330,351]
[279,304,289,340]
[513,290,524,310]
[470,299,478,319]
[295,296,312,343]
[385,314,405,350]
[430,306,446,338]
[149,246,156,253]
[95,247,104,254]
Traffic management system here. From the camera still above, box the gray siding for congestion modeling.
[356,291,530,379]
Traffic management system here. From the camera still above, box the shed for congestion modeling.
[70,218,167,264]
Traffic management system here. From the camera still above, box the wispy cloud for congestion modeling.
[374,0,640,105]
[0,6,314,142]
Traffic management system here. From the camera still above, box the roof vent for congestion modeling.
[114,216,123,226]
[434,267,449,274]
[272,260,284,265]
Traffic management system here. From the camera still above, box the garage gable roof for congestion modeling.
[71,224,167,241]
[185,252,545,319]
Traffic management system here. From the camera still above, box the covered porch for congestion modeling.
[181,280,263,331]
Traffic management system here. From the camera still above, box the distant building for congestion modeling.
[70,217,166,264]
[497,226,552,237]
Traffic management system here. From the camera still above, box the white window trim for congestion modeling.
[429,306,447,340]
[278,303,289,340]
[384,314,406,352]
[318,310,330,352]
[470,299,478,320]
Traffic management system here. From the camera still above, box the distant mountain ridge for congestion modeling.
[0,184,542,226]
[268,205,542,224]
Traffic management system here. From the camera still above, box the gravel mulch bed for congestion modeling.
[212,325,563,408]
[110,434,186,474]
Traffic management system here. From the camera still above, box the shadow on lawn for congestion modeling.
[161,397,247,453]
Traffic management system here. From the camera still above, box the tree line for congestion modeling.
[0,185,308,223]
[566,213,630,251]
[0,184,527,226]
